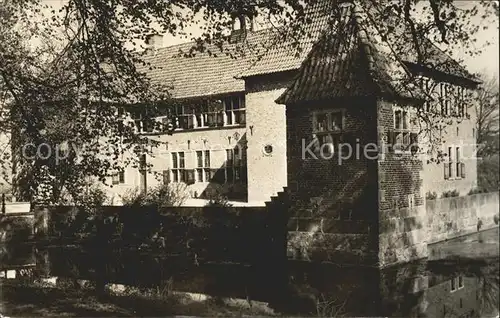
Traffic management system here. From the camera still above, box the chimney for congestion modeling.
[230,15,253,43]
[338,0,354,8]
[250,17,256,32]
[145,33,164,50]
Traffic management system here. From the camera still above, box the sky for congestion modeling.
[40,0,500,78]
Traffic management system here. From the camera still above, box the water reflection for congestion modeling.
[1,230,498,317]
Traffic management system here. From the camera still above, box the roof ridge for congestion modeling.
[151,27,273,53]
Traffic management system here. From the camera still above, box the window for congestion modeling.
[445,147,453,179]
[263,144,273,156]
[225,146,247,183]
[112,171,125,185]
[457,86,466,117]
[173,105,195,130]
[168,95,245,131]
[390,108,418,153]
[445,147,465,180]
[194,100,224,128]
[224,95,246,125]
[451,276,464,292]
[440,82,451,116]
[312,110,344,153]
[196,150,211,182]
[171,152,186,183]
[130,110,155,133]
[420,77,433,113]
[438,83,467,118]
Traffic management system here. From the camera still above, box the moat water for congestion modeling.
[1,228,498,317]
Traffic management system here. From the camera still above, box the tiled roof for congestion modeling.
[238,0,334,78]
[240,0,475,82]
[139,0,476,100]
[275,1,425,104]
[138,29,274,99]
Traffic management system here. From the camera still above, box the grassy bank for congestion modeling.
[0,279,275,317]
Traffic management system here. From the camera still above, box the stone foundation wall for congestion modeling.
[427,192,499,244]
[378,205,428,267]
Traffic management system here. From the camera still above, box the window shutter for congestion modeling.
[163,170,170,184]
[461,163,466,178]
[119,171,125,183]
[444,163,449,180]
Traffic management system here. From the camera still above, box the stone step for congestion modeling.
[277,190,289,200]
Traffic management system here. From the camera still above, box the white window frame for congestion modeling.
[392,106,418,154]
[450,276,464,293]
[195,150,211,182]
[111,171,125,185]
[223,95,246,126]
[311,109,345,154]
[169,95,246,131]
[171,151,186,183]
[225,146,247,183]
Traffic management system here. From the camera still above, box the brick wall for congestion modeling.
[377,100,428,267]
[285,97,379,265]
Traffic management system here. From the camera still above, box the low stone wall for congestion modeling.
[427,192,499,245]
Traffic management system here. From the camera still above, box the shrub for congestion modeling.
[121,183,188,208]
[204,185,233,208]
[441,190,460,198]
[468,187,488,195]
[478,155,500,192]
[425,191,438,200]
[1,216,33,242]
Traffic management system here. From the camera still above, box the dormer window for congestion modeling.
[224,95,246,125]
[130,109,154,133]
[168,94,245,131]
